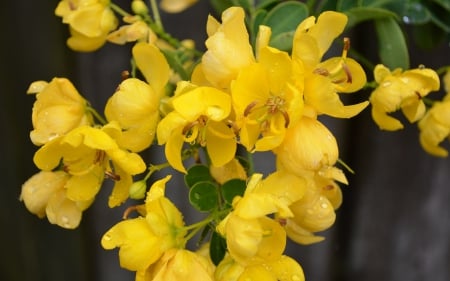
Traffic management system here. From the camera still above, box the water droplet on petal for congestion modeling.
[103,234,112,241]
[291,274,301,281]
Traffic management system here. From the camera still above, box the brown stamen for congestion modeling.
[121,70,130,81]
[244,101,258,117]
[105,170,121,181]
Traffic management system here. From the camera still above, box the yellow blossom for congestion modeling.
[285,183,336,245]
[418,99,450,157]
[217,173,306,266]
[231,46,303,151]
[215,254,304,281]
[198,7,255,89]
[105,42,170,152]
[275,116,339,173]
[33,123,146,207]
[20,171,90,229]
[137,248,214,281]
[157,85,235,173]
[209,158,247,185]
[102,176,187,273]
[370,64,440,130]
[107,20,152,45]
[160,0,198,13]
[292,11,368,118]
[27,78,92,146]
[55,0,118,51]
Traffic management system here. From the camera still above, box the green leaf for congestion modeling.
[262,1,309,51]
[221,179,246,205]
[400,1,430,24]
[345,7,398,28]
[250,9,268,47]
[374,17,410,69]
[189,181,219,212]
[210,231,227,266]
[256,0,279,10]
[427,2,450,32]
[337,0,360,11]
[431,0,450,11]
[209,0,234,15]
[184,164,213,188]
[412,22,447,49]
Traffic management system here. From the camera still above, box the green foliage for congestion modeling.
[375,16,410,69]
[210,231,227,266]
[221,179,246,205]
[260,1,309,51]
[189,181,219,212]
[184,164,213,188]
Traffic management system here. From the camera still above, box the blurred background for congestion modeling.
[1,1,449,281]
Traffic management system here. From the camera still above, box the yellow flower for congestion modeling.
[215,254,304,281]
[285,183,336,245]
[20,171,90,229]
[160,0,198,13]
[275,116,338,173]
[105,42,170,152]
[217,173,306,266]
[231,47,303,151]
[27,78,92,146]
[137,248,214,281]
[209,158,247,185]
[418,99,450,157]
[370,64,440,130]
[107,19,152,45]
[33,123,146,207]
[55,0,118,51]
[157,85,235,173]
[101,176,187,273]
[292,11,368,118]
[198,7,255,89]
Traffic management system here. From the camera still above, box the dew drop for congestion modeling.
[382,81,391,87]
[103,234,112,241]
[321,203,328,209]
[291,274,301,281]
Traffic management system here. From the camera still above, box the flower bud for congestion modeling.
[131,0,149,15]
[129,180,147,199]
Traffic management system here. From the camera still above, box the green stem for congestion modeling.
[110,2,131,17]
[86,105,107,125]
[149,0,163,31]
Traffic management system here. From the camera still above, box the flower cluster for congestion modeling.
[21,0,450,280]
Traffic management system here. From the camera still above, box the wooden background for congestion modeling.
[1,1,449,281]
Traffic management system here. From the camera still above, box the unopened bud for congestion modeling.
[131,0,149,15]
[129,180,147,199]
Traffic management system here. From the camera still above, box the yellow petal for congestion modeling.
[46,189,82,229]
[306,11,347,59]
[65,165,103,201]
[101,217,162,271]
[371,107,404,131]
[165,126,187,173]
[132,42,170,93]
[173,87,231,121]
[268,255,305,281]
[108,165,133,207]
[206,121,237,167]
[20,171,69,218]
